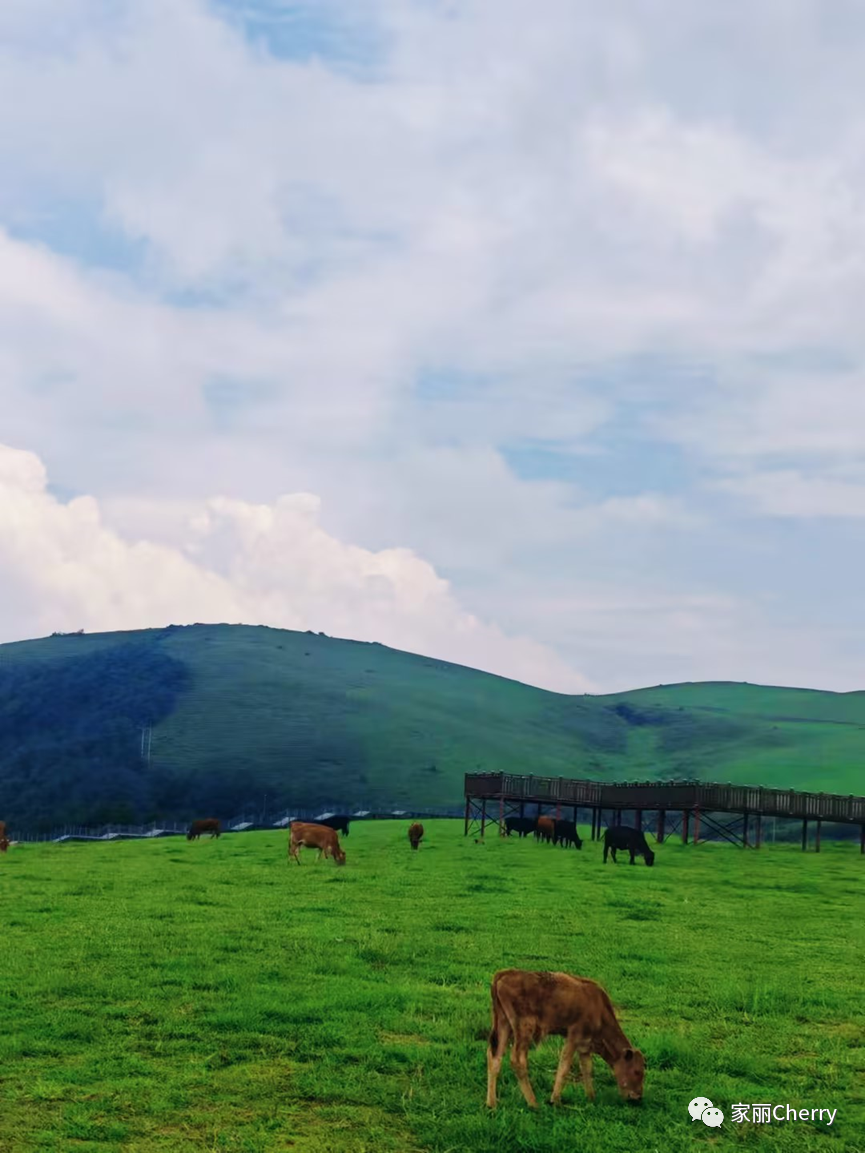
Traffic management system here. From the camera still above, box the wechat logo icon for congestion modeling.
[689,1097,724,1127]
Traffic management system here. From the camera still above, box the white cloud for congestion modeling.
[475,579,865,694]
[714,470,865,518]
[659,367,865,462]
[2,0,865,693]
[0,443,594,693]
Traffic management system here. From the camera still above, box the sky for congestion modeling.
[2,0,865,695]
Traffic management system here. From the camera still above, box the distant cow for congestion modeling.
[504,816,537,838]
[603,825,655,866]
[553,819,583,850]
[187,818,221,841]
[535,816,555,843]
[408,822,424,850]
[315,815,351,836]
[486,968,645,1109]
[289,821,346,866]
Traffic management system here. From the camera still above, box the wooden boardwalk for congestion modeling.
[464,772,865,852]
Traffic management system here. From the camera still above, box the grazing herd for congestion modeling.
[505,814,656,866]
[504,814,584,848]
[1,809,649,1111]
[180,810,649,1108]
[182,814,429,866]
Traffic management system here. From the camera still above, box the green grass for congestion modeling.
[1,821,863,1152]
[3,624,865,827]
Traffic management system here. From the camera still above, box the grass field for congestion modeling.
[2,821,864,1152]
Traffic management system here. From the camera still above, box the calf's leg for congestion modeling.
[550,1036,578,1104]
[510,1023,539,1108]
[578,1051,596,1101]
[485,1014,511,1109]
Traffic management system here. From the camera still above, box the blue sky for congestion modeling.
[1,0,865,693]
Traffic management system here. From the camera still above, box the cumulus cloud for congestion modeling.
[0,443,595,693]
[1,0,865,692]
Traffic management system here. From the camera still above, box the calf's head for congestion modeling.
[334,846,347,866]
[611,1047,645,1101]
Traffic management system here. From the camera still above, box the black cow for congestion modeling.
[553,819,583,849]
[504,816,537,838]
[315,815,351,836]
[603,825,655,866]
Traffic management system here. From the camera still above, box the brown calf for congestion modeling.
[535,816,555,843]
[289,821,346,866]
[486,969,645,1109]
[408,822,424,850]
[187,818,221,840]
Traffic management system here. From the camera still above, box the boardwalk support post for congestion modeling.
[682,810,690,844]
[481,798,487,839]
[861,825,865,854]
[756,812,762,849]
[635,809,642,832]
[801,819,808,851]
[743,811,749,848]
[657,809,666,843]
[815,818,821,853]
[693,807,701,845]
[464,796,470,836]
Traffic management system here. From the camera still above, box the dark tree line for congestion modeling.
[0,644,191,829]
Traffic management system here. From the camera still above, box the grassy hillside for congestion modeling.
[605,682,865,791]
[0,623,864,827]
[2,826,863,1151]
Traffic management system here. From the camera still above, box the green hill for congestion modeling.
[0,623,863,828]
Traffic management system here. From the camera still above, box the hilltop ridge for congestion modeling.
[1,623,863,827]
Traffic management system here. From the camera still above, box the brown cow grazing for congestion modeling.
[187,818,221,841]
[408,822,424,850]
[534,816,555,843]
[486,969,645,1109]
[288,821,346,866]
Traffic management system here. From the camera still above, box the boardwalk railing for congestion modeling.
[464,773,865,825]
